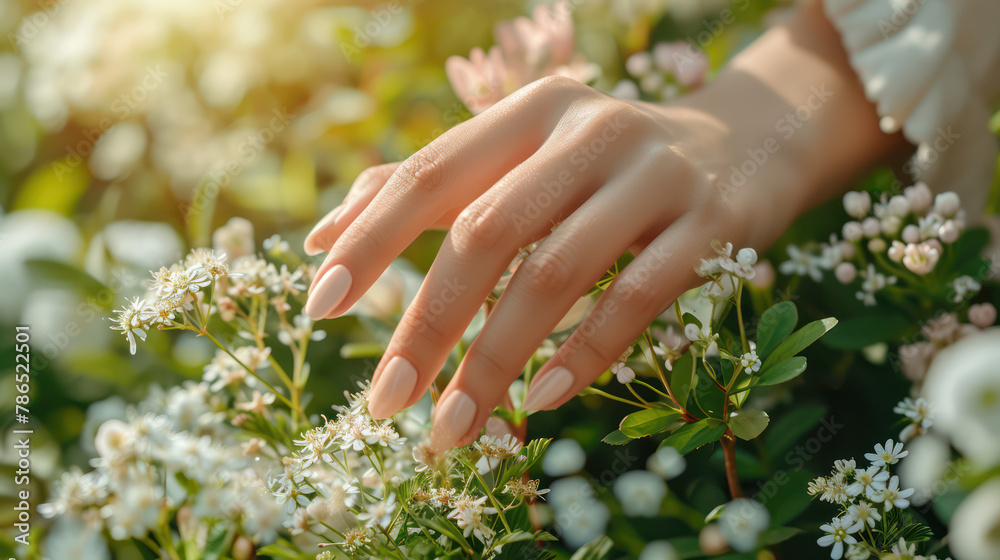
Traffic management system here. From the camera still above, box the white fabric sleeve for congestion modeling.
[823,0,1000,214]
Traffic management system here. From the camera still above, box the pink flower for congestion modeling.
[652,42,709,88]
[969,303,997,329]
[902,241,940,276]
[446,2,597,115]
[899,342,935,382]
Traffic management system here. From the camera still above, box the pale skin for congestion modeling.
[303,0,911,453]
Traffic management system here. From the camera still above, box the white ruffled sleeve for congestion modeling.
[823,0,1000,214]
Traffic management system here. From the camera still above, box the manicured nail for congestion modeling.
[523,366,574,411]
[304,206,343,256]
[304,264,352,319]
[367,356,417,419]
[430,390,477,453]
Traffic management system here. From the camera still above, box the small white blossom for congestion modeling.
[865,439,908,467]
[817,515,861,559]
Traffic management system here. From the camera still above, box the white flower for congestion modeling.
[684,323,702,342]
[847,466,888,498]
[111,297,156,354]
[725,247,757,279]
[865,439,908,466]
[894,397,933,441]
[855,264,897,307]
[845,543,871,560]
[842,191,871,219]
[891,538,917,560]
[262,234,289,253]
[364,423,407,451]
[939,219,960,243]
[902,224,921,243]
[639,540,680,560]
[846,501,881,529]
[817,515,861,559]
[820,473,849,504]
[861,217,881,238]
[542,439,586,476]
[842,221,864,242]
[613,471,667,517]
[888,240,906,262]
[932,192,961,217]
[647,447,686,480]
[835,262,857,284]
[923,331,1000,465]
[235,391,275,415]
[871,475,914,511]
[357,493,396,528]
[950,479,1000,560]
[651,325,686,370]
[904,182,933,213]
[779,244,824,282]
[887,195,910,217]
[902,242,940,275]
[446,494,498,544]
[718,499,769,552]
[952,275,981,303]
[739,349,761,374]
[918,213,945,240]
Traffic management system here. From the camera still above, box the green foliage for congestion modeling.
[659,419,727,455]
[755,301,798,359]
[619,407,682,439]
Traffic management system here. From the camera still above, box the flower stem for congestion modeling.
[721,430,743,498]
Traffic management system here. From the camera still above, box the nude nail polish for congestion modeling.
[430,390,477,453]
[304,265,352,319]
[367,356,417,419]
[523,366,574,411]
[304,206,343,256]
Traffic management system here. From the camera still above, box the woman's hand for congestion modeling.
[304,0,907,453]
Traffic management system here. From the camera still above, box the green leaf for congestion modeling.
[669,353,695,411]
[601,429,633,445]
[765,404,827,457]
[764,469,815,526]
[756,357,808,387]
[203,521,230,560]
[133,540,158,560]
[755,301,798,358]
[682,312,702,330]
[659,419,726,455]
[822,314,912,350]
[729,409,770,440]
[762,317,837,370]
[620,407,682,439]
[570,535,613,560]
[760,527,801,545]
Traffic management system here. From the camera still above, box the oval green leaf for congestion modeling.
[729,408,770,440]
[762,317,837,370]
[756,356,807,386]
[620,407,681,439]
[755,301,798,359]
[658,419,726,455]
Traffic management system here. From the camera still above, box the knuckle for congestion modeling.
[515,248,574,297]
[567,332,621,367]
[612,274,663,311]
[450,203,508,255]
[464,344,512,378]
[395,147,451,193]
[398,309,452,347]
[514,75,585,107]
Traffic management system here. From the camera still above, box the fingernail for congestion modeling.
[304,264,352,319]
[523,366,574,411]
[430,390,477,453]
[304,206,343,256]
[367,356,417,419]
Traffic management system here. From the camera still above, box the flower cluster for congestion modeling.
[808,438,944,560]
[898,308,996,383]
[780,185,973,307]
[39,383,286,557]
[610,41,709,101]
[268,382,552,559]
[445,1,599,115]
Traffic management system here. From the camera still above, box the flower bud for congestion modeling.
[887,195,910,217]
[904,182,933,213]
[842,221,864,242]
[861,217,881,238]
[938,220,960,243]
[839,241,856,260]
[232,536,256,560]
[881,215,902,236]
[969,303,997,329]
[932,192,961,217]
[736,247,757,266]
[625,51,652,76]
[834,262,857,284]
[699,524,729,555]
[901,224,920,244]
[842,191,871,219]
[684,323,701,342]
[867,238,887,253]
[888,240,906,262]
